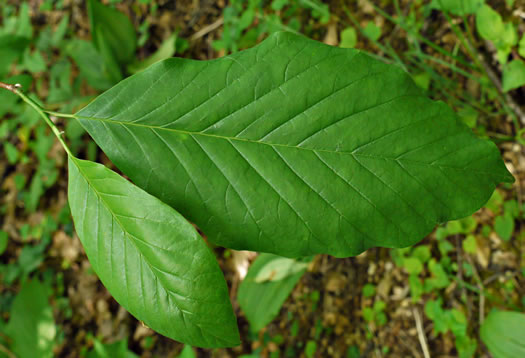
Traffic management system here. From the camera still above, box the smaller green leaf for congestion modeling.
[340,27,357,49]
[0,35,30,78]
[128,34,177,74]
[426,259,450,290]
[456,335,477,358]
[411,245,431,263]
[254,257,309,283]
[86,338,138,358]
[362,283,376,298]
[68,157,239,348]
[503,199,519,218]
[21,49,47,73]
[481,310,525,358]
[238,254,309,332]
[485,189,503,214]
[178,346,197,358]
[271,0,289,11]
[494,213,514,241]
[424,299,449,334]
[409,274,423,301]
[363,307,374,322]
[412,72,431,91]
[430,0,484,15]
[403,257,423,275]
[66,39,116,90]
[3,141,19,164]
[362,22,381,41]
[502,60,525,92]
[476,5,504,42]
[500,23,518,47]
[87,0,137,66]
[305,340,317,358]
[14,3,33,38]
[462,235,477,254]
[5,279,56,358]
[51,15,69,47]
[519,35,525,58]
[0,230,8,255]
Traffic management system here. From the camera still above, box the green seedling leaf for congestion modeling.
[425,299,448,334]
[476,5,504,42]
[485,189,503,214]
[66,39,116,90]
[462,235,477,254]
[502,60,525,92]
[426,259,450,290]
[430,0,484,15]
[3,141,19,164]
[305,340,317,358]
[481,310,525,358]
[87,0,136,67]
[255,256,309,283]
[178,346,197,358]
[20,49,47,73]
[5,279,56,358]
[340,27,357,48]
[412,72,431,91]
[0,230,8,255]
[68,157,239,348]
[271,0,289,11]
[238,253,308,332]
[494,213,514,241]
[403,257,423,275]
[74,31,511,258]
[411,245,431,263]
[456,335,477,358]
[362,283,376,298]
[86,338,138,358]
[504,200,520,219]
[409,274,423,301]
[51,15,69,47]
[362,22,381,41]
[519,35,525,58]
[128,34,177,74]
[0,35,30,78]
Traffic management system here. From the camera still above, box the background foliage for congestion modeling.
[0,0,524,357]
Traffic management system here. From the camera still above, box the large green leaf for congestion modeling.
[481,310,525,358]
[68,157,239,348]
[5,279,56,358]
[238,254,309,332]
[74,31,512,258]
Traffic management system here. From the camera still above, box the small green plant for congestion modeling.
[480,310,525,357]
[0,27,512,349]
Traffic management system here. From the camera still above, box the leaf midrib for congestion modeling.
[75,114,501,176]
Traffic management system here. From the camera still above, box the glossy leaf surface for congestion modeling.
[481,310,525,358]
[68,157,239,348]
[75,31,512,258]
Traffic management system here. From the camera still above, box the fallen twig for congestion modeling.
[413,307,431,358]
[191,17,224,42]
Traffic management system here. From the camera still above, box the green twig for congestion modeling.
[0,81,73,157]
